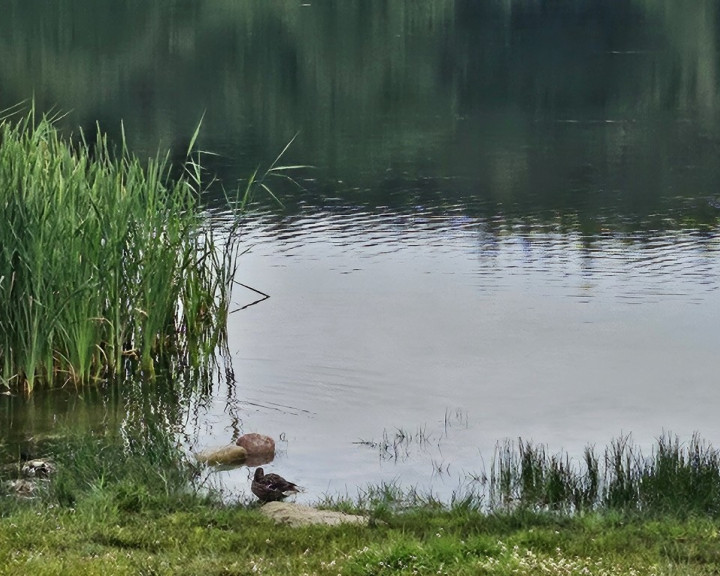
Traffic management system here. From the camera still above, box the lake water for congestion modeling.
[1,0,720,503]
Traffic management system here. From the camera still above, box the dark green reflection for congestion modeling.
[1,0,719,229]
[0,371,216,462]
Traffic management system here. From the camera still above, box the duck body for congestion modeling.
[252,467,301,502]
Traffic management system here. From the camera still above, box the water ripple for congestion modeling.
[233,207,720,305]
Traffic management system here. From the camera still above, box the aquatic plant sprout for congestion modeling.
[0,106,246,391]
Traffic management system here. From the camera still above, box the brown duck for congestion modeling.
[251,467,301,502]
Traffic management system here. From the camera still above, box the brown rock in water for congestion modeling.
[236,433,275,456]
[195,444,247,465]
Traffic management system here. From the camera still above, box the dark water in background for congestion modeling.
[2,0,720,501]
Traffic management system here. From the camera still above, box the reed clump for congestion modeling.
[0,108,239,391]
[488,432,720,517]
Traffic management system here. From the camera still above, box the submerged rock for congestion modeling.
[195,444,248,465]
[260,501,368,527]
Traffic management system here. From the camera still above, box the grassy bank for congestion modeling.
[0,106,240,391]
[4,496,720,575]
[2,432,720,575]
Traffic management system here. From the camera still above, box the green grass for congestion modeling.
[0,105,242,391]
[2,432,720,574]
[1,480,719,575]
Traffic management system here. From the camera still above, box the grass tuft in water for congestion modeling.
[487,433,720,518]
[638,432,720,516]
[0,106,244,391]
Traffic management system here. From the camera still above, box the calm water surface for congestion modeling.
[1,0,720,502]
[201,212,719,500]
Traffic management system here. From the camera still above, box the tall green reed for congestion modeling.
[0,107,242,391]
